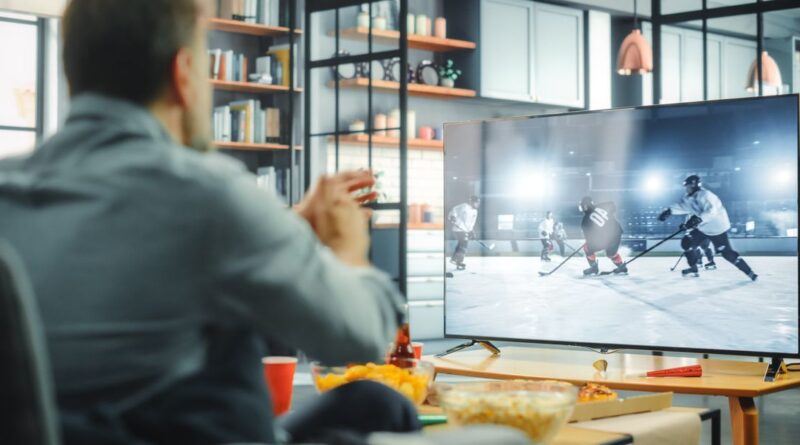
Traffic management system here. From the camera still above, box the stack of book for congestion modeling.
[257,166,294,202]
[213,100,281,144]
[209,49,248,82]
[218,0,280,26]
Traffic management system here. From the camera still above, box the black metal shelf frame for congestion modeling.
[304,0,409,296]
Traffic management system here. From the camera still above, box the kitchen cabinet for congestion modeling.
[446,0,585,108]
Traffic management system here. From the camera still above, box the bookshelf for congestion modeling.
[336,27,475,52]
[329,78,476,99]
[209,1,301,204]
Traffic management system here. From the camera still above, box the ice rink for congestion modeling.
[445,253,798,354]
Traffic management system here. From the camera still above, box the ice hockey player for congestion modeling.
[658,175,756,280]
[553,221,568,257]
[448,196,480,270]
[538,211,555,262]
[579,197,626,275]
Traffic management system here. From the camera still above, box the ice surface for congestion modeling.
[445,254,798,354]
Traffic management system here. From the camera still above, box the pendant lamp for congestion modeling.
[746,51,783,93]
[617,0,653,75]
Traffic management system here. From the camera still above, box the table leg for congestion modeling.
[728,396,758,445]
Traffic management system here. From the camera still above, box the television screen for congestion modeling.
[443,95,799,357]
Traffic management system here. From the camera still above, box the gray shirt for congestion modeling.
[0,94,403,413]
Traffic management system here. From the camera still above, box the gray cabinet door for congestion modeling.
[723,37,757,99]
[480,0,535,101]
[682,29,704,102]
[660,26,682,104]
[706,35,724,100]
[532,2,584,108]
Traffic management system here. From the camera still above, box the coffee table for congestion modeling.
[426,346,800,445]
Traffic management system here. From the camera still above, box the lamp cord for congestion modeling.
[633,0,639,30]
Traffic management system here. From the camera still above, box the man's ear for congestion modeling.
[171,47,194,109]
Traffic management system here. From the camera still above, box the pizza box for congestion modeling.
[569,392,673,422]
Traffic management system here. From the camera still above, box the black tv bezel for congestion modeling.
[442,93,800,359]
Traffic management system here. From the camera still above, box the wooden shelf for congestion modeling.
[211,79,302,94]
[208,18,302,37]
[336,27,475,52]
[328,134,443,150]
[373,223,444,230]
[330,78,475,99]
[215,141,302,151]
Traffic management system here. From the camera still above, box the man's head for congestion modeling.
[545,211,553,220]
[469,196,481,209]
[683,175,702,195]
[62,0,212,151]
[578,196,594,213]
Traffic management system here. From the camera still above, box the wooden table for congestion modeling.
[426,346,800,445]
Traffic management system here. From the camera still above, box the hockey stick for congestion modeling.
[669,252,685,271]
[476,240,496,251]
[600,228,686,275]
[538,242,586,277]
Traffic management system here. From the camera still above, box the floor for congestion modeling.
[289,339,800,445]
[446,256,798,354]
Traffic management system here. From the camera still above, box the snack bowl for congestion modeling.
[310,359,434,405]
[438,380,577,445]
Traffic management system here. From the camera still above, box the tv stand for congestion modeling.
[435,339,500,358]
[764,357,788,382]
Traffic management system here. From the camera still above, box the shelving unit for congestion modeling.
[209,2,301,204]
[208,17,302,37]
[210,79,302,94]
[336,27,475,52]
[329,134,443,150]
[329,78,476,99]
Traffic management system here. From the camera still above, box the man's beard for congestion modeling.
[182,105,213,152]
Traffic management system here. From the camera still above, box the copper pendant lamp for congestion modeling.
[617,0,653,75]
[746,51,783,93]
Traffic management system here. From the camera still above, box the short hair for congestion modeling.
[62,0,200,105]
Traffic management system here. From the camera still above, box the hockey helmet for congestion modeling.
[683,174,702,188]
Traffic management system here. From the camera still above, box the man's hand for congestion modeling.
[680,215,703,231]
[658,209,671,221]
[295,171,376,267]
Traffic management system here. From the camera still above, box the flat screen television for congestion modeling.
[443,95,799,358]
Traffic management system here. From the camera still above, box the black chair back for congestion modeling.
[0,240,61,445]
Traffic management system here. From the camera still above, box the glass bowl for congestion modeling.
[438,380,578,445]
[310,359,435,405]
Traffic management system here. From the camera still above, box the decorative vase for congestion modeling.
[440,78,455,88]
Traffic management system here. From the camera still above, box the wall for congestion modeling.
[0,0,66,17]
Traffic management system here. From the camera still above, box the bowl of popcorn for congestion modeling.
[310,359,434,405]
[438,380,577,445]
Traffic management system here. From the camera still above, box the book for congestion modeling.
[267,44,298,87]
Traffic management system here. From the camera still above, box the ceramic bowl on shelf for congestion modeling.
[438,380,578,445]
[310,359,434,405]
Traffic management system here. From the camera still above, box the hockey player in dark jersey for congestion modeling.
[579,196,626,275]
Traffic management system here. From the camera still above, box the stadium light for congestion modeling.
[643,173,664,194]
[775,169,794,186]
[517,172,547,198]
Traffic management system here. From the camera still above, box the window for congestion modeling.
[0,12,40,160]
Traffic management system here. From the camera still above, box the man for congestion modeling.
[538,211,555,262]
[448,196,480,270]
[579,197,626,275]
[553,221,568,257]
[658,175,756,280]
[0,0,419,443]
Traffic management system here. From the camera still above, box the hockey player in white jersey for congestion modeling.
[658,175,757,280]
[448,196,480,270]
[538,211,555,262]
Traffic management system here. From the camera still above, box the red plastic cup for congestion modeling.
[262,357,298,416]
[412,342,424,360]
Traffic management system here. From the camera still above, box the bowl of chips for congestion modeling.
[438,380,577,445]
[310,359,434,405]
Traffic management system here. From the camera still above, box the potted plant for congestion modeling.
[439,59,461,88]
